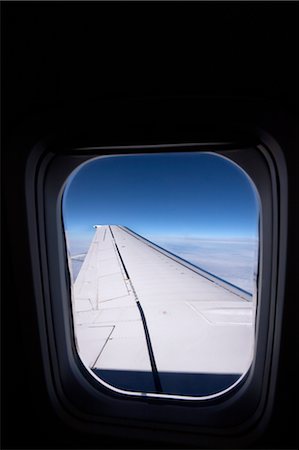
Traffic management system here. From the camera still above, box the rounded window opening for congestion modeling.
[62,151,259,399]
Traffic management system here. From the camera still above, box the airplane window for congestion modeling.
[62,152,259,399]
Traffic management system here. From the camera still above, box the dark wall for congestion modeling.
[2,2,298,449]
[3,2,297,123]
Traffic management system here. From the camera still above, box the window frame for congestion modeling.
[25,134,287,446]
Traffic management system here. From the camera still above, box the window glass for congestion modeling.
[63,152,259,398]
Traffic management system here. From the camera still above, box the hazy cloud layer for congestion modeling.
[65,233,92,281]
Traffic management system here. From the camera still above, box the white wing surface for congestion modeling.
[72,225,255,396]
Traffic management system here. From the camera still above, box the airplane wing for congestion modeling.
[72,225,255,397]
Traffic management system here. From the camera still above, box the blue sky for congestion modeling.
[63,152,259,245]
